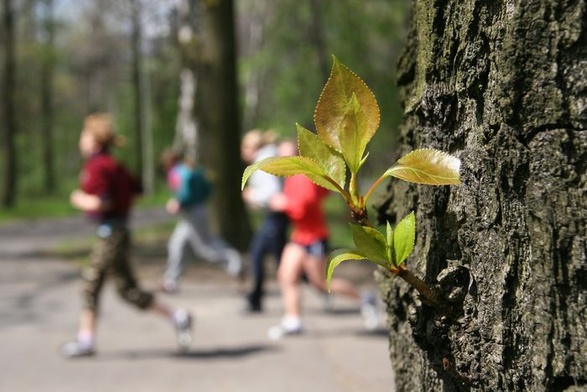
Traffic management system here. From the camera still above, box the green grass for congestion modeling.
[0,195,76,223]
[0,190,171,224]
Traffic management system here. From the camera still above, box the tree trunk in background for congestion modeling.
[40,0,56,194]
[239,0,270,131]
[130,0,148,189]
[2,0,17,207]
[374,0,586,391]
[173,0,199,161]
[197,0,250,249]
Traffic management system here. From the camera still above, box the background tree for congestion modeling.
[39,0,56,194]
[0,0,410,262]
[375,0,587,390]
[172,0,200,161]
[237,0,409,177]
[130,0,146,187]
[105,0,171,193]
[196,0,250,248]
[1,0,17,207]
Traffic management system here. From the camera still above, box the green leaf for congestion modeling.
[242,157,279,190]
[297,124,346,190]
[242,156,341,193]
[386,221,393,264]
[384,149,461,185]
[392,211,416,267]
[314,56,380,172]
[350,223,388,263]
[326,248,387,291]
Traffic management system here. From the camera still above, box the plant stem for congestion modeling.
[395,265,442,307]
[325,176,351,203]
[363,175,386,205]
[349,172,360,205]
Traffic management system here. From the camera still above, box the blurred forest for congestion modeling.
[0,0,409,220]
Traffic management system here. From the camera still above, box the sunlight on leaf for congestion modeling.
[314,56,380,172]
[242,157,279,190]
[384,149,461,185]
[240,55,465,304]
[326,249,388,291]
[392,211,416,267]
[386,221,393,263]
[297,124,346,190]
[350,223,388,263]
[242,156,341,193]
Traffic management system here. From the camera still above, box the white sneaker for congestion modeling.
[360,293,380,331]
[173,309,193,351]
[267,324,303,340]
[61,340,95,358]
[267,317,303,340]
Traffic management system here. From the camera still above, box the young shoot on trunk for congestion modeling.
[242,56,461,305]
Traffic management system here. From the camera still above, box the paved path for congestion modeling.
[0,208,395,392]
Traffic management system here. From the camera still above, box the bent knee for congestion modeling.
[277,268,299,286]
[117,288,154,310]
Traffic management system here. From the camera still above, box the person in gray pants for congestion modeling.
[160,149,242,293]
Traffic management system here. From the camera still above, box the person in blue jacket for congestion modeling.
[160,148,242,293]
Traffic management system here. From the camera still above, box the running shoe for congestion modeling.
[267,320,303,340]
[360,293,380,331]
[174,309,193,351]
[61,341,95,358]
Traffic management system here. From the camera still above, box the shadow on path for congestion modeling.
[94,344,278,361]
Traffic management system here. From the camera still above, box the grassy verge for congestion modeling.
[0,190,170,224]
[0,196,76,223]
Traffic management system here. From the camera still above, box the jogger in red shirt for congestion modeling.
[267,141,378,339]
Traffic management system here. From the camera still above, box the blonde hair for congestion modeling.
[241,129,278,151]
[83,113,126,148]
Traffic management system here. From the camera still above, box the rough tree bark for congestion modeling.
[374,0,586,391]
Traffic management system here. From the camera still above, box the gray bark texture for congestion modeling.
[374,0,587,391]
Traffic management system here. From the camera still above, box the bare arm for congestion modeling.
[70,189,112,212]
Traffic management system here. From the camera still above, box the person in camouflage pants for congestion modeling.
[61,113,193,358]
[82,223,153,311]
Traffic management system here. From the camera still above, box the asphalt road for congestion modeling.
[0,208,396,392]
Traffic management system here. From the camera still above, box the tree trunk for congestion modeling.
[130,0,146,186]
[374,0,587,391]
[197,0,251,249]
[2,0,17,207]
[173,0,199,161]
[40,0,56,194]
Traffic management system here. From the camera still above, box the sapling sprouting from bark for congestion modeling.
[241,56,461,306]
